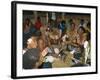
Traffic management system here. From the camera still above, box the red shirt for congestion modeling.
[35,21,43,30]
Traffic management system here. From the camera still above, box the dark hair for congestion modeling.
[87,32,91,41]
[25,18,30,23]
[23,18,30,30]
[24,18,30,25]
[37,16,41,20]
[69,19,73,23]
[80,19,84,23]
[61,20,66,24]
[77,26,86,33]
[26,17,30,20]
[87,22,91,29]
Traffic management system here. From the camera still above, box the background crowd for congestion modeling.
[22,11,91,69]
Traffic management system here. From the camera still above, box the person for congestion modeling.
[67,18,73,31]
[77,26,86,45]
[49,28,60,45]
[79,19,86,28]
[84,21,91,33]
[37,38,46,53]
[37,38,58,68]
[82,33,90,64]
[73,27,87,63]
[40,25,51,47]
[23,18,31,34]
[23,18,38,48]
[66,22,77,44]
[34,16,43,30]
[47,19,54,31]
[58,20,66,36]
[64,26,85,63]
[23,37,40,69]
[23,18,31,48]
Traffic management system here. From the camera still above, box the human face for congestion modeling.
[78,28,84,34]
[38,39,46,52]
[71,23,75,30]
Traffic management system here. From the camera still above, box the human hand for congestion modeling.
[41,47,48,57]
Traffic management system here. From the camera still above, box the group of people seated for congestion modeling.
[23,16,91,69]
